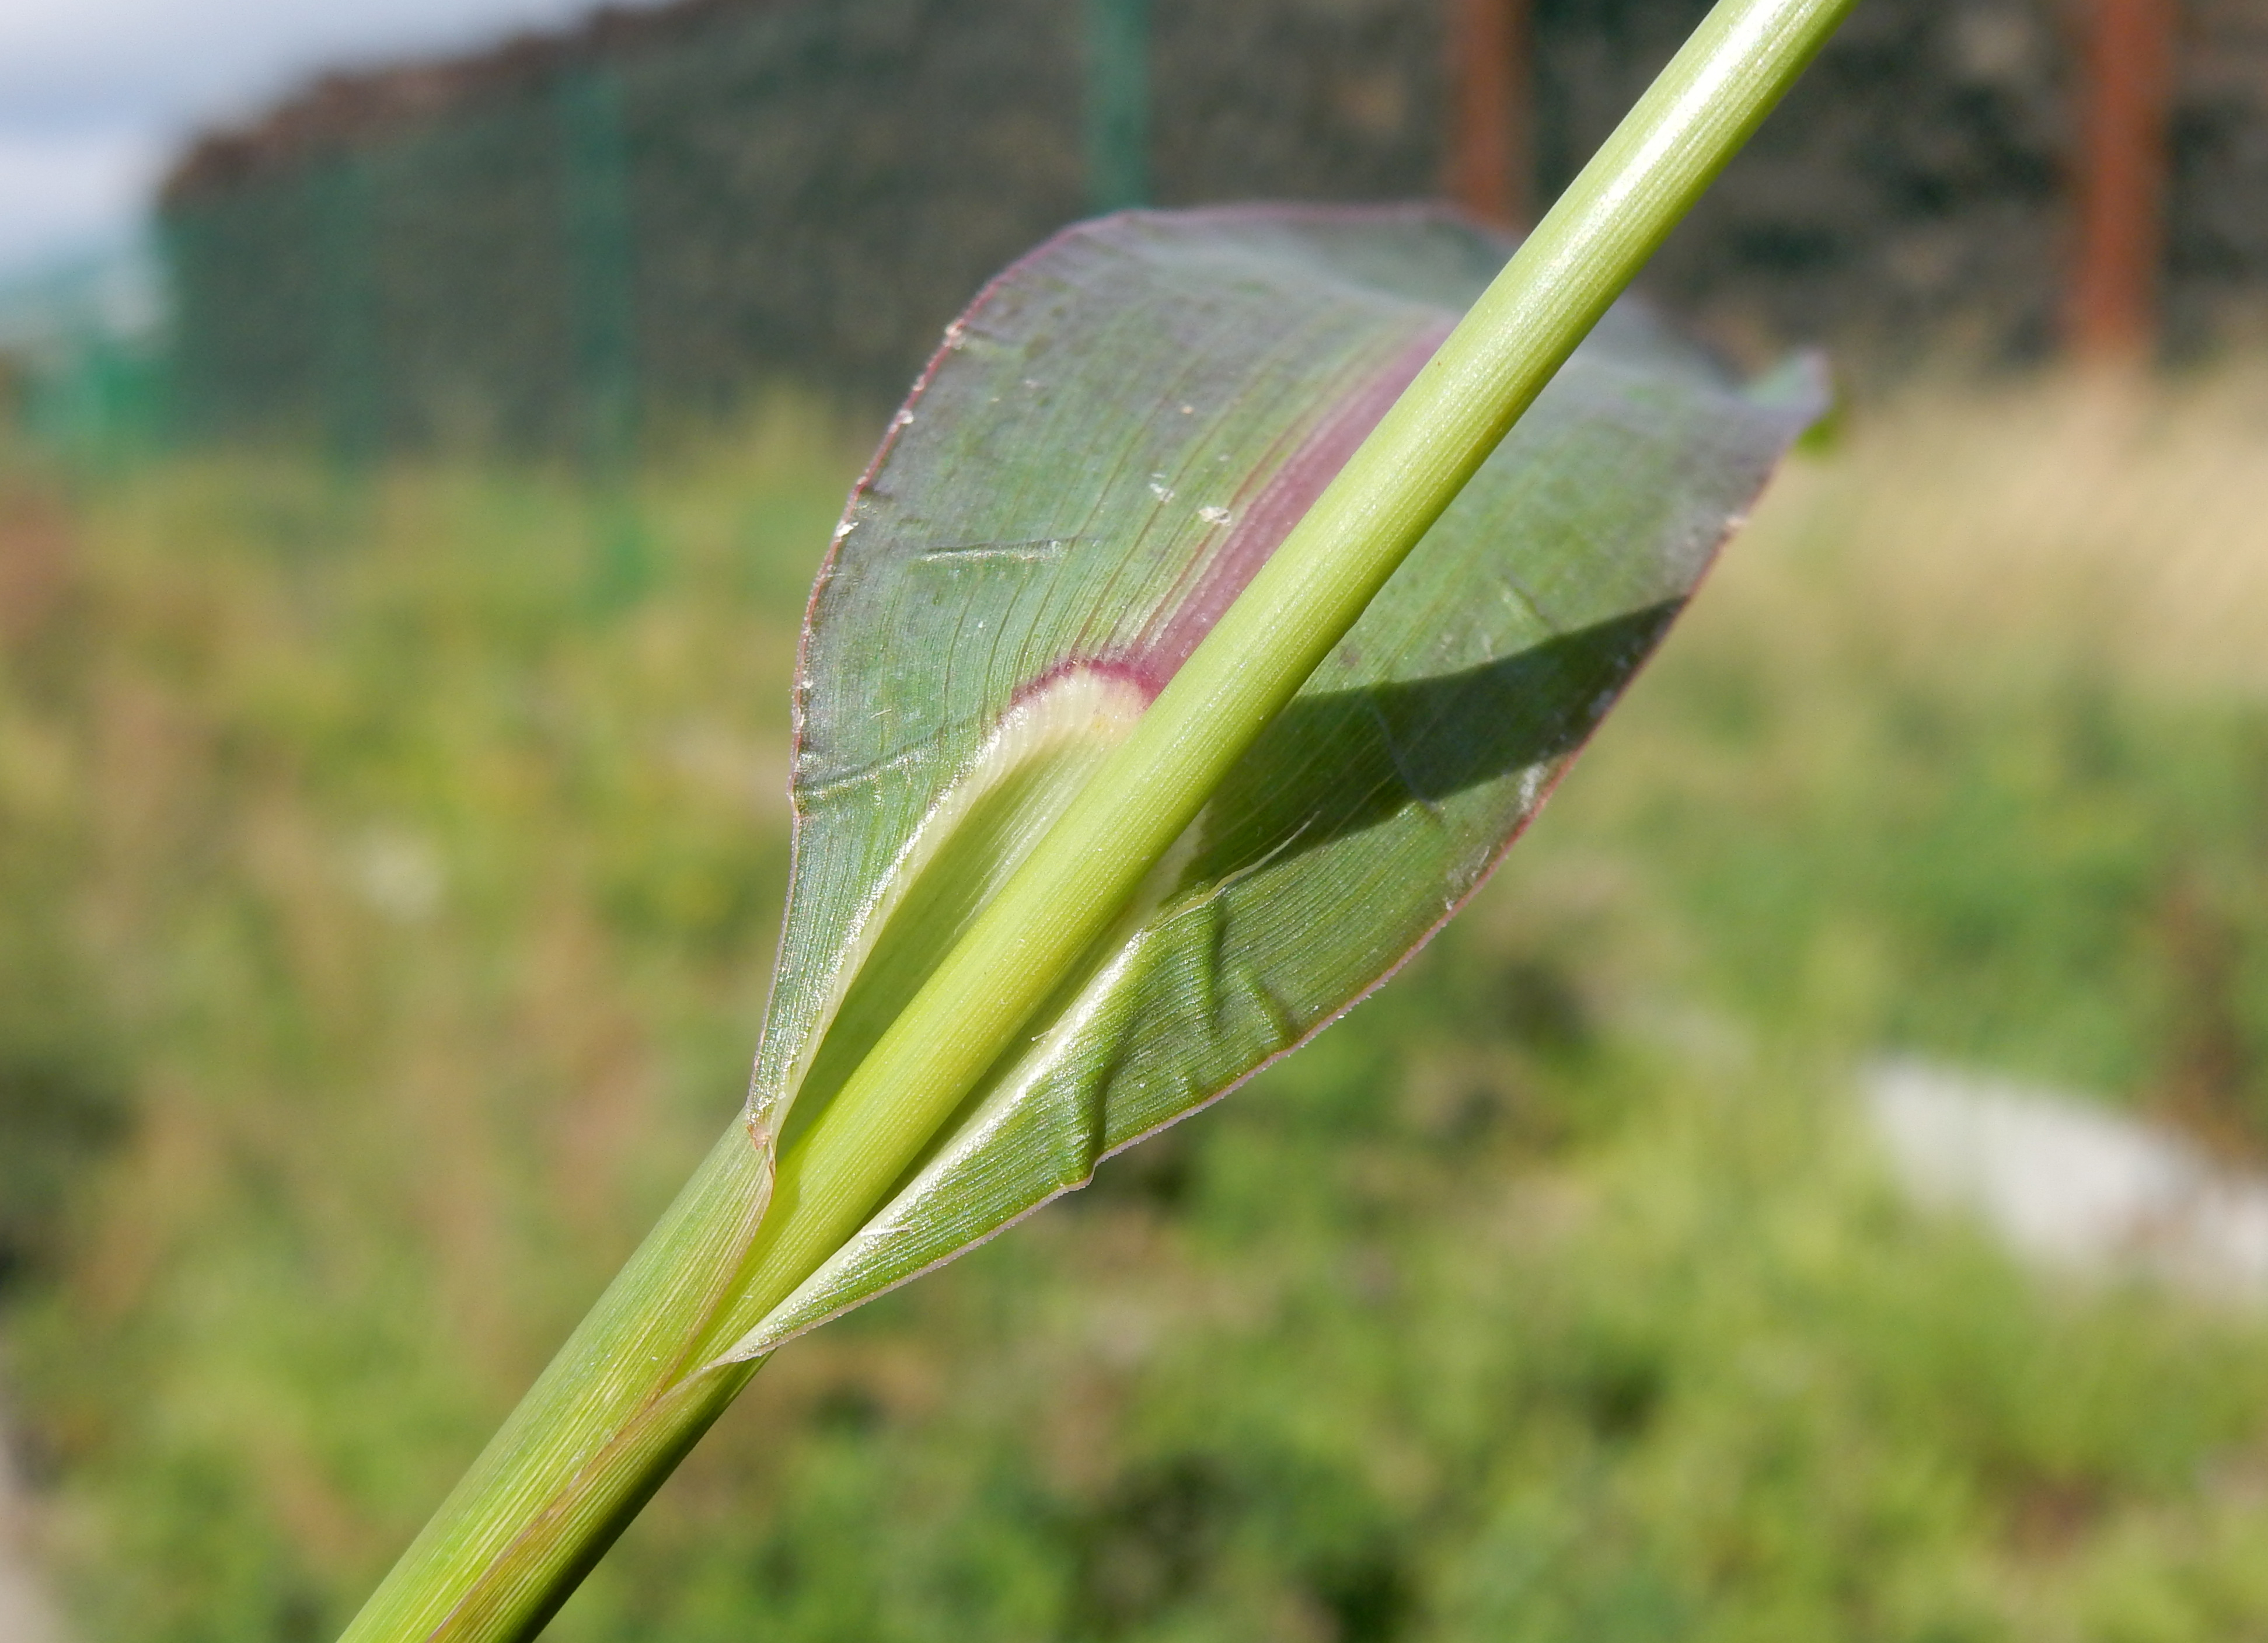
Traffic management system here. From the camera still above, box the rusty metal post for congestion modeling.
[1446,0,1530,229]
[2067,0,2178,360]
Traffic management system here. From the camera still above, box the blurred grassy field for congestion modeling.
[7,369,2268,1643]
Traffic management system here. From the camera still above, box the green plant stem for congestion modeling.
[340,0,1854,1634]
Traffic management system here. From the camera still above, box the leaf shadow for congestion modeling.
[1187,600,1681,884]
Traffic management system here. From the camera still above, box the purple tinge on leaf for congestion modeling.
[1125,319,1454,688]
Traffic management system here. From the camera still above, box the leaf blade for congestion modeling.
[728,205,1823,1360]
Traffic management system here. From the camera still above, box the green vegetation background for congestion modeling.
[6,378,2268,1642]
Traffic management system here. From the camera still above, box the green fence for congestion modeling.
[12,337,171,472]
[153,0,2268,463]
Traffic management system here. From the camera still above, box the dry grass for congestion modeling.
[1728,364,2268,697]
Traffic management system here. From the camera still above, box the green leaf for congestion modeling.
[728,205,1823,1361]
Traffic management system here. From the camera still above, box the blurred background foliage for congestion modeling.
[6,365,2268,1641]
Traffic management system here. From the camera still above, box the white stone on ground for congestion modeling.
[0,1391,63,1643]
[1866,1058,2268,1303]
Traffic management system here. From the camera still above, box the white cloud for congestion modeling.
[0,0,629,121]
[0,124,168,275]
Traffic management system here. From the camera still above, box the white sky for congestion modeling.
[0,0,665,281]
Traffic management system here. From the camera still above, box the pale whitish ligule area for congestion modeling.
[762,665,1153,1163]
